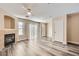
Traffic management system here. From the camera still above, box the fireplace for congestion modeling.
[4,33,15,47]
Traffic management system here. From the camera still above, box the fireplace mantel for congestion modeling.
[0,9,19,49]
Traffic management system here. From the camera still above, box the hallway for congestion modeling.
[0,38,79,56]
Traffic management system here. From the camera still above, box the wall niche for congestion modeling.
[4,15,15,29]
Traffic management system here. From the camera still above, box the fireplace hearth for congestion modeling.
[4,33,15,47]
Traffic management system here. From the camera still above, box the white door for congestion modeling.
[54,19,64,43]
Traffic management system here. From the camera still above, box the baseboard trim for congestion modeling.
[68,41,79,45]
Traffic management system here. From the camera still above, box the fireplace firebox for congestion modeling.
[4,33,15,47]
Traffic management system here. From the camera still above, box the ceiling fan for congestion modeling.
[22,4,32,17]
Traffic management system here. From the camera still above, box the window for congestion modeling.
[29,23,38,39]
[18,22,24,35]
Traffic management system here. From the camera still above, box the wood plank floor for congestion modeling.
[0,39,79,56]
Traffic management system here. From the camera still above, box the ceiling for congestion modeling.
[0,3,79,22]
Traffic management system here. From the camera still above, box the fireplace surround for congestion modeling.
[4,33,15,47]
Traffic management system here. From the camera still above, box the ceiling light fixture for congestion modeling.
[22,4,32,17]
[27,8,32,16]
[27,12,31,15]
